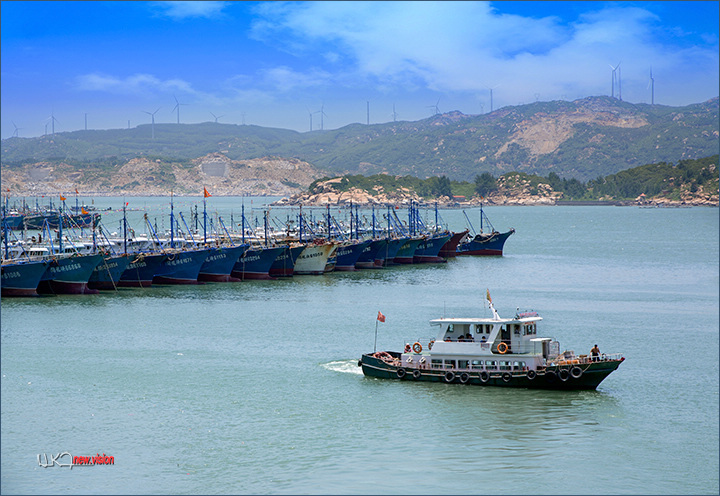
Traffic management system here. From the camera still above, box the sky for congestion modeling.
[1,1,718,139]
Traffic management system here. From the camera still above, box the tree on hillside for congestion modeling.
[474,172,498,197]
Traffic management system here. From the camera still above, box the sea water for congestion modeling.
[1,201,718,495]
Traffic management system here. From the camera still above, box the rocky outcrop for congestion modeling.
[0,153,325,197]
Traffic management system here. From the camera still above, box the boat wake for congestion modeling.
[321,359,363,376]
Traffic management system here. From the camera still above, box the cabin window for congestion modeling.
[458,360,469,370]
[471,360,483,370]
[431,359,443,370]
[485,360,497,370]
[513,361,526,369]
[444,360,456,369]
[499,361,512,371]
[514,324,521,335]
[447,324,455,334]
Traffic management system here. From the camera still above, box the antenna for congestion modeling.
[142,107,161,139]
[210,112,224,123]
[171,95,188,124]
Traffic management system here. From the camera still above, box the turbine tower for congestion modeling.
[142,107,161,139]
[11,121,22,137]
[483,84,499,112]
[367,101,370,125]
[172,95,188,124]
[46,111,60,136]
[84,112,88,131]
[306,106,314,131]
[648,67,655,105]
[391,103,398,122]
[319,104,327,131]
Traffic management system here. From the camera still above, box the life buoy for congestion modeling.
[396,368,406,379]
[502,372,512,383]
[412,342,422,354]
[459,373,470,384]
[413,369,421,379]
[404,344,411,353]
[558,369,570,382]
[479,371,490,383]
[444,371,455,383]
[497,342,509,354]
[527,370,537,380]
[570,366,583,379]
[428,340,434,350]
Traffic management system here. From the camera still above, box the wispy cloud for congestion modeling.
[75,73,196,96]
[150,1,229,20]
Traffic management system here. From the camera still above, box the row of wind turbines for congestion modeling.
[12,65,658,139]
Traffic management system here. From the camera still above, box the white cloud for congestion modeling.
[151,1,229,20]
[75,73,197,96]
[248,1,718,106]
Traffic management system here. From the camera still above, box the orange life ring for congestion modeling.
[497,342,509,354]
[412,342,422,354]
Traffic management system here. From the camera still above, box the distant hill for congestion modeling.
[2,95,718,183]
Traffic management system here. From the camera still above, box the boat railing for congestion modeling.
[548,353,623,366]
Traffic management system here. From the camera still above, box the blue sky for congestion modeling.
[1,1,718,139]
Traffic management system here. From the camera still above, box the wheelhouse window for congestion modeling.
[431,359,443,369]
[458,360,469,370]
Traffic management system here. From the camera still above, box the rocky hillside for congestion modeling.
[0,153,326,197]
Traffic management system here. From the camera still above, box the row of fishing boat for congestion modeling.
[1,198,515,297]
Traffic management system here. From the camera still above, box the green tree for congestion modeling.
[474,172,498,197]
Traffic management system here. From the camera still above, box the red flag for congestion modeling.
[204,187,211,198]
[377,311,385,323]
[81,207,89,214]
[75,188,79,195]
[60,195,66,201]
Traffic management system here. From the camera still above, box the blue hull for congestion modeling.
[153,249,212,284]
[1,259,48,296]
[356,239,387,269]
[413,233,451,263]
[393,237,424,264]
[456,229,515,256]
[335,239,371,271]
[119,253,167,287]
[269,245,305,277]
[38,253,104,295]
[3,215,25,230]
[232,246,284,280]
[88,254,132,290]
[199,245,248,282]
[376,237,406,267]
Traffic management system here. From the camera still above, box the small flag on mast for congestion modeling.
[81,207,89,214]
[60,195,66,201]
[204,187,211,198]
[377,311,386,323]
[486,289,492,304]
[75,188,79,195]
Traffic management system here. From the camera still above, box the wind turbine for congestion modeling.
[46,111,60,135]
[11,121,22,137]
[648,67,655,105]
[210,112,224,123]
[609,62,621,99]
[142,107,161,139]
[426,98,440,116]
[306,107,314,131]
[84,112,88,131]
[318,104,327,131]
[172,95,188,124]
[391,103,398,122]
[367,101,370,125]
[241,112,246,125]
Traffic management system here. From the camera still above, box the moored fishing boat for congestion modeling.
[334,239,371,271]
[438,229,468,258]
[37,253,104,295]
[88,253,132,290]
[1,259,49,296]
[456,205,514,256]
[269,244,305,277]
[413,232,452,263]
[152,247,211,284]
[376,236,406,267]
[393,236,425,264]
[359,292,624,390]
[232,245,284,280]
[355,238,387,269]
[118,252,167,287]
[198,244,248,282]
[293,241,336,275]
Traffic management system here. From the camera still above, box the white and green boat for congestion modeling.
[359,293,624,390]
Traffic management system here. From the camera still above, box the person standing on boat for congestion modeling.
[591,344,600,361]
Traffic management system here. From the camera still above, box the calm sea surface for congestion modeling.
[2,199,718,495]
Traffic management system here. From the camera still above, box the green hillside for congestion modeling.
[2,96,718,182]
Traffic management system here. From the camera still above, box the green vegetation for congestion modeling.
[2,96,717,183]
[309,156,718,202]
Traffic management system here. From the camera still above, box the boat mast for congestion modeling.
[203,194,207,245]
[264,210,269,248]
[170,191,175,249]
[123,203,128,255]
